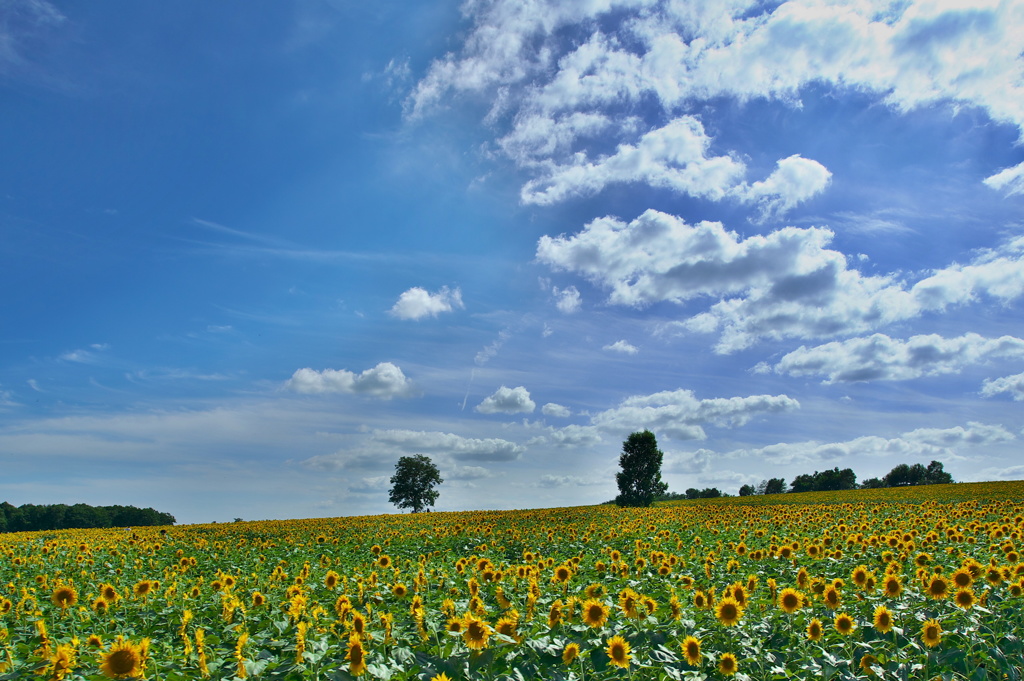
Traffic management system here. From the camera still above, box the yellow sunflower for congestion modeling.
[951,567,973,589]
[872,605,894,633]
[921,619,943,648]
[618,588,641,619]
[715,597,743,626]
[48,643,76,680]
[346,634,367,677]
[562,642,580,665]
[100,584,120,603]
[718,652,738,676]
[954,588,975,610]
[495,615,520,643]
[807,618,823,641]
[926,575,950,600]
[778,588,803,614]
[461,612,490,651]
[822,584,841,610]
[548,599,563,628]
[882,575,902,598]
[834,612,855,636]
[681,635,701,666]
[99,637,145,679]
[581,598,609,628]
[51,585,78,610]
[133,580,153,599]
[606,635,631,669]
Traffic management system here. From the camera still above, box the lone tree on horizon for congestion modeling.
[615,430,668,507]
[388,454,443,513]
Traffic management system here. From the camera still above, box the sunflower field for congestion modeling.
[2,480,1023,680]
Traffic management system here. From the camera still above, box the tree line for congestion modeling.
[737,460,954,496]
[0,502,176,533]
[606,429,956,506]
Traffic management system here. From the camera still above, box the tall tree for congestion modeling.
[615,430,668,507]
[388,455,443,513]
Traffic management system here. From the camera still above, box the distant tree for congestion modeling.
[925,460,953,485]
[389,455,443,513]
[685,487,722,499]
[615,430,669,507]
[861,477,885,489]
[881,460,953,487]
[883,463,914,487]
[789,473,816,493]
[763,477,786,495]
[738,484,755,497]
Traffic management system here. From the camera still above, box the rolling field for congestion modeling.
[3,480,1023,680]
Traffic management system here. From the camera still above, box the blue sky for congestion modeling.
[2,0,1023,524]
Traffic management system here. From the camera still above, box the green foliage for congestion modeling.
[882,460,954,487]
[685,487,722,499]
[789,466,858,493]
[615,430,668,507]
[388,454,443,513]
[0,500,175,533]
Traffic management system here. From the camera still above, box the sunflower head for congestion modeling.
[582,598,609,628]
[681,635,701,666]
[807,617,824,641]
[562,642,580,665]
[883,575,902,598]
[926,575,950,600]
[718,652,738,676]
[51,585,78,609]
[921,618,943,648]
[954,588,975,610]
[715,597,743,626]
[834,612,855,636]
[99,637,145,679]
[951,568,973,589]
[606,635,631,669]
[778,588,803,614]
[461,613,490,651]
[823,585,841,609]
[346,634,367,676]
[872,605,893,633]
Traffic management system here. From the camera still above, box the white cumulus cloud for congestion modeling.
[410,0,1024,208]
[591,388,799,440]
[981,372,1024,401]
[371,429,524,462]
[553,285,582,313]
[540,210,1024,353]
[389,285,464,320]
[476,385,537,414]
[284,362,413,399]
[775,333,1024,383]
[603,340,638,355]
[541,402,571,418]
